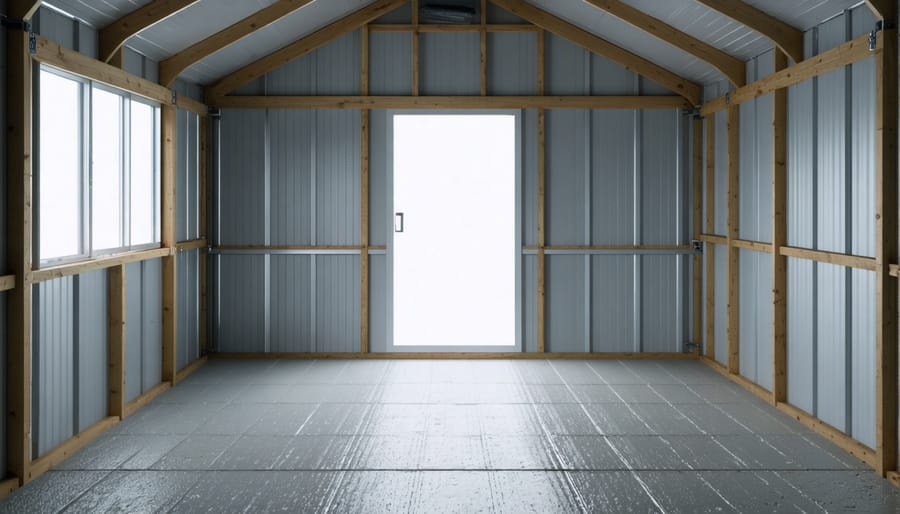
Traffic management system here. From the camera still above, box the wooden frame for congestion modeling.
[772,49,788,405]
[107,265,126,419]
[488,0,701,105]
[583,0,745,86]
[726,105,740,374]
[208,95,691,110]
[691,117,703,354]
[213,352,700,360]
[99,0,202,62]
[693,0,803,63]
[161,105,178,385]
[32,247,172,283]
[369,23,537,32]
[704,115,716,361]
[205,0,407,100]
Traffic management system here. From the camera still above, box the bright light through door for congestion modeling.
[393,114,517,347]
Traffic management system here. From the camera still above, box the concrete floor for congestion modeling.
[2,359,899,513]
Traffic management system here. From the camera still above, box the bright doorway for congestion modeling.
[388,113,520,351]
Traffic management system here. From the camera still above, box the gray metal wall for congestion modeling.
[702,5,879,449]
[215,26,688,354]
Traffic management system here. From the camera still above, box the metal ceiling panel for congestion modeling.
[744,0,864,30]
[42,0,150,28]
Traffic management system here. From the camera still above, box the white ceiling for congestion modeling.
[41,0,872,88]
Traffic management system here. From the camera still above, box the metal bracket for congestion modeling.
[724,92,731,105]
[207,108,221,118]
[682,107,701,119]
[171,90,178,106]
[692,239,703,253]
[871,20,896,51]
[683,341,701,352]
[1,16,36,55]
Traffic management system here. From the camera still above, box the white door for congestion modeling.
[391,114,518,349]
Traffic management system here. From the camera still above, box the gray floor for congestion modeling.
[2,359,900,513]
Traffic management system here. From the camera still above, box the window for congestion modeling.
[37,67,161,264]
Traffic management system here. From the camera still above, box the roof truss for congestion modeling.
[99,0,202,63]
[583,0,745,86]
[693,0,804,63]
[159,0,315,87]
[490,0,701,105]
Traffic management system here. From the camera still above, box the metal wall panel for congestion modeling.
[816,65,847,254]
[487,32,537,95]
[177,250,199,371]
[186,111,199,240]
[851,55,875,257]
[591,256,634,352]
[787,79,815,248]
[316,31,360,95]
[787,257,815,412]
[714,245,727,366]
[522,109,539,247]
[545,110,587,245]
[370,110,389,247]
[851,269,875,448]
[420,33,480,95]
[546,255,585,353]
[316,110,361,246]
[817,262,847,431]
[219,109,266,245]
[77,270,107,432]
[33,278,75,457]
[738,250,774,390]
[141,259,163,392]
[714,90,728,236]
[522,255,537,353]
[176,108,189,241]
[125,262,143,402]
[590,54,634,95]
[316,256,360,353]
[266,52,315,96]
[546,34,587,96]
[642,256,679,352]
[641,110,679,245]
[369,33,412,96]
[217,255,266,353]
[369,254,388,353]
[270,110,314,245]
[270,255,313,353]
[591,110,634,245]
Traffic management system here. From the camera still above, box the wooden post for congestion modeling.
[772,49,788,404]
[726,105,740,374]
[704,115,716,360]
[6,23,34,486]
[360,25,370,353]
[198,116,208,356]
[161,105,178,384]
[536,26,545,353]
[691,117,703,354]
[107,265,126,418]
[480,0,487,96]
[412,0,419,96]
[875,23,898,477]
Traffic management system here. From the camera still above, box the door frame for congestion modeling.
[386,110,523,353]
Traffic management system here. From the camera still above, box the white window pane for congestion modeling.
[39,71,82,260]
[91,87,123,251]
[130,101,155,245]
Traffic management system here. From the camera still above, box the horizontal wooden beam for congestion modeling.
[28,416,119,479]
[212,351,700,360]
[489,0,701,105]
[523,245,691,251]
[99,0,201,62]
[176,95,208,117]
[700,234,728,245]
[209,95,691,110]
[32,247,172,283]
[175,356,208,382]
[0,478,18,499]
[206,0,406,98]
[584,0,745,86]
[702,32,878,116]
[159,0,315,87]
[0,275,15,292]
[369,23,538,32]
[780,246,877,271]
[33,36,172,105]
[733,239,773,253]
[694,0,803,63]
[890,264,899,278]
[176,239,208,252]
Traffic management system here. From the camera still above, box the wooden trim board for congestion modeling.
[208,95,691,110]
[210,352,701,360]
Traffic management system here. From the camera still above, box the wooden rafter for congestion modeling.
[489,0,701,105]
[99,0,202,63]
[693,0,804,63]
[205,0,406,100]
[584,0,745,86]
[158,0,315,87]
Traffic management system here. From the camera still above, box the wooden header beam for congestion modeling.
[209,95,691,110]
[159,0,315,87]
[701,32,879,116]
[584,0,745,86]
[205,0,406,100]
[99,0,202,63]
[694,0,804,63]
[489,0,701,105]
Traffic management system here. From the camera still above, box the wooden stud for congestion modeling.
[777,246,876,271]
[489,0,701,105]
[99,0,202,62]
[481,0,487,96]
[107,265,126,419]
[732,239,774,253]
[700,234,727,246]
[772,49,788,405]
[583,0,745,87]
[205,0,406,99]
[161,105,178,384]
[6,26,33,486]
[360,27,370,353]
[691,117,703,355]
[209,95,690,110]
[159,0,315,87]
[704,115,716,361]
[198,116,209,356]
[537,29,545,95]
[537,108,546,353]
[726,105,740,375]
[702,33,878,116]
[412,0,420,96]
[693,0,803,63]
[0,275,15,292]
[0,477,18,499]
[875,24,898,477]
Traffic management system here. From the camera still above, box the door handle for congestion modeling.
[394,212,404,233]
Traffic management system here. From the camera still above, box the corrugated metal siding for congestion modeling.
[77,270,107,432]
[522,109,539,247]
[270,110,314,245]
[817,262,847,431]
[369,33,412,96]
[369,254,388,353]
[642,256,679,352]
[125,263,142,402]
[316,110,361,246]
[217,255,266,353]
[592,256,634,352]
[316,31,360,95]
[546,255,585,353]
[522,255,538,353]
[641,110,679,245]
[316,256,361,353]
[487,32,537,95]
[546,34,587,96]
[370,110,389,247]
[787,257,815,412]
[420,33,480,95]
[852,269,875,448]
[177,250,199,371]
[141,259,163,392]
[788,78,815,248]
[546,110,587,246]
[219,109,266,245]
[176,108,189,241]
[714,245,727,366]
[591,110,634,245]
[271,256,313,352]
[33,278,75,457]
